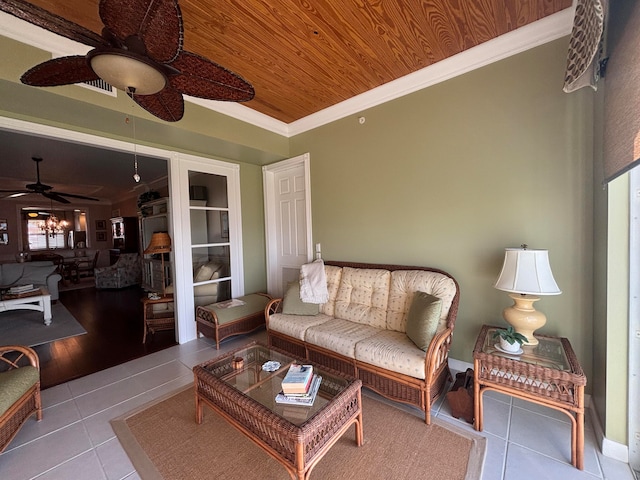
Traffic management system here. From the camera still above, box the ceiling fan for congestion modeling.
[0,157,100,204]
[0,0,255,122]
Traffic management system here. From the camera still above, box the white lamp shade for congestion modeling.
[494,247,561,295]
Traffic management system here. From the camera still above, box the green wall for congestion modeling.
[290,38,596,381]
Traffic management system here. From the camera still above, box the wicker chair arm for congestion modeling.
[0,345,40,370]
[424,327,453,382]
[264,298,282,327]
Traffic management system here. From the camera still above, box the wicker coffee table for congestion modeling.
[473,325,586,469]
[193,342,363,480]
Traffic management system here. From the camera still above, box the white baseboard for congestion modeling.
[589,402,630,463]
[449,357,630,463]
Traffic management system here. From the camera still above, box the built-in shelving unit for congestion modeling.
[139,198,172,292]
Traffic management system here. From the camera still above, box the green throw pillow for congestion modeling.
[282,281,319,315]
[406,291,442,351]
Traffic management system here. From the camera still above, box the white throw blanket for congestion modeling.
[299,259,328,304]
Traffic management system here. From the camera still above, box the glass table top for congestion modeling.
[200,343,352,425]
[481,326,570,371]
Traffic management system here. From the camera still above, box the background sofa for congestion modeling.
[0,261,62,300]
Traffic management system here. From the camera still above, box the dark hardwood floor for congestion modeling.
[34,285,177,390]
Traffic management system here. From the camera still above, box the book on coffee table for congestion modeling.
[8,284,35,294]
[281,364,314,395]
[2,287,42,299]
[275,374,322,406]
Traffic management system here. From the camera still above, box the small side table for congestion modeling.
[473,324,586,469]
[142,294,175,343]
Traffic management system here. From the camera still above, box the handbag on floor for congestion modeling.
[445,368,475,424]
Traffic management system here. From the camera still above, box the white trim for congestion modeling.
[172,154,244,343]
[1,7,573,137]
[590,403,631,463]
[629,168,640,470]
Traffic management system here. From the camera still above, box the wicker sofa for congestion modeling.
[265,260,460,424]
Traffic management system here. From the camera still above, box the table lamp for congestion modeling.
[144,232,172,297]
[494,245,561,345]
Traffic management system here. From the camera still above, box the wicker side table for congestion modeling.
[142,294,175,343]
[473,324,586,469]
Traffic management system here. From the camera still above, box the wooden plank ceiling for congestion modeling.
[21,0,572,124]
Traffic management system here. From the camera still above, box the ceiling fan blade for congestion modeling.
[55,192,100,201]
[99,0,182,63]
[169,51,255,102]
[42,192,70,204]
[21,56,100,87]
[0,0,107,48]
[0,189,31,194]
[129,87,184,122]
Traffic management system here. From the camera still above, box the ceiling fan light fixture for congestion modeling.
[88,49,167,95]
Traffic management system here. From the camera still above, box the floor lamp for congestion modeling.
[144,232,172,297]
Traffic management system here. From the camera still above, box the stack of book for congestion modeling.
[275,364,321,406]
[6,284,39,296]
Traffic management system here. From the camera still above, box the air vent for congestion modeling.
[81,79,116,97]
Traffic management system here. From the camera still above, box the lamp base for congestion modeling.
[502,293,546,346]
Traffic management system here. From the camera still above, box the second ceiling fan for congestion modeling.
[0,157,99,204]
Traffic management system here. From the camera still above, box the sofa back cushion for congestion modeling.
[334,267,390,328]
[386,270,457,332]
[319,265,343,317]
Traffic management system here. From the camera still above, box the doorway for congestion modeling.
[262,153,313,298]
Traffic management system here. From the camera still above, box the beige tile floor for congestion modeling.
[0,330,635,480]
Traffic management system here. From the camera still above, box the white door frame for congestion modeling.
[262,153,312,296]
[629,168,640,473]
[171,154,244,343]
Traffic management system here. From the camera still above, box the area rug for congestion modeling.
[112,386,486,480]
[0,302,87,347]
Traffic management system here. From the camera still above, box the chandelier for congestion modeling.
[38,212,70,237]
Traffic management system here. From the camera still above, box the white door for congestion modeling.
[263,153,312,298]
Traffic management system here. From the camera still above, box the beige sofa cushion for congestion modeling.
[334,267,390,329]
[304,318,380,358]
[319,265,343,317]
[268,313,332,341]
[386,270,457,332]
[355,330,427,379]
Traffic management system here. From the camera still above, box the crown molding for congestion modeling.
[1,6,574,138]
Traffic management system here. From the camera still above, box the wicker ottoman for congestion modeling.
[196,293,271,349]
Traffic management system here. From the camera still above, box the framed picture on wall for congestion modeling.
[96,231,107,242]
[0,218,7,231]
[0,233,7,245]
[95,220,107,231]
